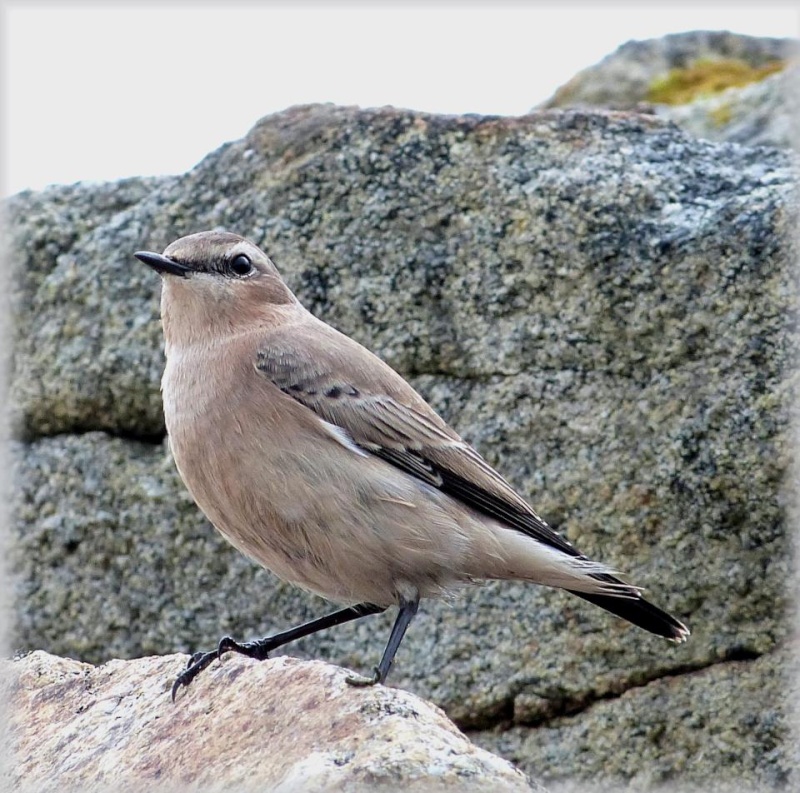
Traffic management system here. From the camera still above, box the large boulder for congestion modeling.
[7,651,537,792]
[8,103,798,789]
[474,642,797,791]
[541,30,799,149]
[652,63,800,150]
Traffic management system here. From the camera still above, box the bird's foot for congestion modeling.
[171,635,273,701]
[345,665,382,687]
[216,635,272,660]
[171,648,220,701]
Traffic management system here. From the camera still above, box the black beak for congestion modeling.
[134,251,191,278]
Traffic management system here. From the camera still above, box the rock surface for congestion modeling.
[474,642,797,791]
[8,102,799,789]
[541,30,799,149]
[6,651,537,792]
[541,30,797,110]
[653,63,800,151]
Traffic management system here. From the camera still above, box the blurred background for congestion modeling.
[5,2,798,196]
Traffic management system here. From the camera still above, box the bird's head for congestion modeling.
[135,231,298,346]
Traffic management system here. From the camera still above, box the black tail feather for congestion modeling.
[569,589,690,641]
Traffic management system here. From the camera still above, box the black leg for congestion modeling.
[172,602,386,700]
[346,596,420,687]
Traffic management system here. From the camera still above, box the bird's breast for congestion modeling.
[159,337,481,605]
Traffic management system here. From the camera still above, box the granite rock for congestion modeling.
[653,63,800,151]
[6,650,538,792]
[540,30,799,149]
[540,30,797,111]
[8,104,798,788]
[472,643,797,791]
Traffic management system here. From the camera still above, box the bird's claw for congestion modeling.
[345,665,382,687]
[171,649,220,702]
[172,636,275,701]
[217,636,238,656]
[187,650,206,668]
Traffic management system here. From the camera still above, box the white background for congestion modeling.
[5,3,798,196]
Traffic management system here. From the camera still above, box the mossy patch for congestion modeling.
[647,58,785,105]
[709,103,733,127]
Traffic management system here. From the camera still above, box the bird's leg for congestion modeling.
[172,602,386,700]
[346,595,420,687]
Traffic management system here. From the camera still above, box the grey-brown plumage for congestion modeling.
[134,231,689,697]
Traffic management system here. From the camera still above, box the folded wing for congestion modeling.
[255,322,689,642]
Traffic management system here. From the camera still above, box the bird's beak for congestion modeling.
[134,251,191,278]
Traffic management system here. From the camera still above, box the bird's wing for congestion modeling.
[255,328,693,643]
[255,323,583,559]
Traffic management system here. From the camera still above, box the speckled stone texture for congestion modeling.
[6,651,537,792]
[473,643,797,792]
[8,103,799,789]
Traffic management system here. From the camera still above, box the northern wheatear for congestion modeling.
[135,231,689,699]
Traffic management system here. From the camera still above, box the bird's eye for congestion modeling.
[230,254,253,276]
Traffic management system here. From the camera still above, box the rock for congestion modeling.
[6,651,538,792]
[541,30,797,110]
[8,105,798,788]
[652,63,800,150]
[540,30,799,149]
[8,176,171,439]
[472,643,797,791]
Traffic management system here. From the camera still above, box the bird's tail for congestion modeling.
[569,583,690,642]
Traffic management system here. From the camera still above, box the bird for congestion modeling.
[134,230,689,699]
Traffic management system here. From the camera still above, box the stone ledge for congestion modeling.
[6,650,539,792]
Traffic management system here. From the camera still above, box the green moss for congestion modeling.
[647,58,785,106]
[709,103,733,127]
